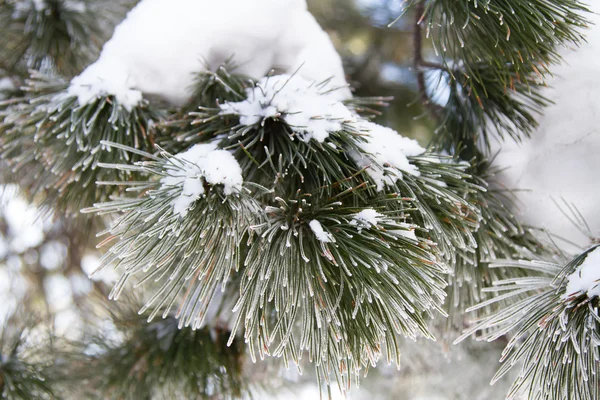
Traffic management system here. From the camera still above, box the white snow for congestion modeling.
[564,247,600,300]
[349,209,417,240]
[33,0,46,11]
[350,122,425,191]
[493,5,600,250]
[0,77,16,101]
[309,220,334,243]
[220,74,356,142]
[349,209,384,232]
[160,143,243,218]
[68,0,350,108]
[0,77,15,91]
[391,223,418,241]
[271,7,350,99]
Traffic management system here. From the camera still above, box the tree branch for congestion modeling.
[412,1,444,122]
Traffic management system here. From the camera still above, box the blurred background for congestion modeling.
[0,0,598,398]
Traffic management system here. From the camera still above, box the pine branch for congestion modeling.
[402,0,589,336]
[159,70,484,263]
[456,246,600,399]
[412,1,444,123]
[86,309,249,400]
[444,161,550,337]
[231,193,448,391]
[83,144,267,329]
[0,72,165,216]
[430,63,550,160]
[85,69,488,391]
[403,0,590,157]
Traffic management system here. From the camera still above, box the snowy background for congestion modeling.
[494,6,600,252]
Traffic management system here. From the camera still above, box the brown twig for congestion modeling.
[412,1,445,122]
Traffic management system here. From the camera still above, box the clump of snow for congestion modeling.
[564,247,600,300]
[0,77,16,101]
[350,122,425,191]
[309,220,334,243]
[271,7,350,100]
[220,74,356,142]
[391,224,418,241]
[160,143,243,218]
[67,59,143,111]
[68,0,350,108]
[33,0,47,11]
[349,209,384,233]
[348,209,418,240]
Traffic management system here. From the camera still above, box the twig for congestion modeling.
[412,1,445,122]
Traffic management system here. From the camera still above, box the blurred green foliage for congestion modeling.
[309,0,435,145]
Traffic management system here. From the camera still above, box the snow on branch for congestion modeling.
[564,246,600,300]
[67,0,350,108]
[219,74,356,143]
[350,122,425,191]
[160,143,243,218]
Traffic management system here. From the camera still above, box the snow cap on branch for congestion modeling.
[564,246,600,300]
[350,122,425,191]
[309,220,334,243]
[67,58,143,110]
[67,0,350,108]
[160,143,243,218]
[219,74,356,142]
[349,209,417,239]
[349,209,384,233]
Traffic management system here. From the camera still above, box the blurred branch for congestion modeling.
[407,0,589,158]
[412,1,444,123]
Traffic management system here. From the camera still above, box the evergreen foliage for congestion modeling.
[87,311,248,400]
[0,73,164,215]
[405,0,590,346]
[83,143,266,329]
[87,70,485,390]
[161,71,483,262]
[456,246,600,400]
[403,0,590,157]
[443,161,547,335]
[0,0,596,398]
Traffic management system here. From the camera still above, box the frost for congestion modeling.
[220,74,356,142]
[349,209,417,240]
[391,224,418,241]
[350,209,384,233]
[67,0,350,108]
[309,220,334,243]
[564,247,600,300]
[160,143,243,218]
[350,122,425,191]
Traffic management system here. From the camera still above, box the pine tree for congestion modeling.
[0,0,597,399]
